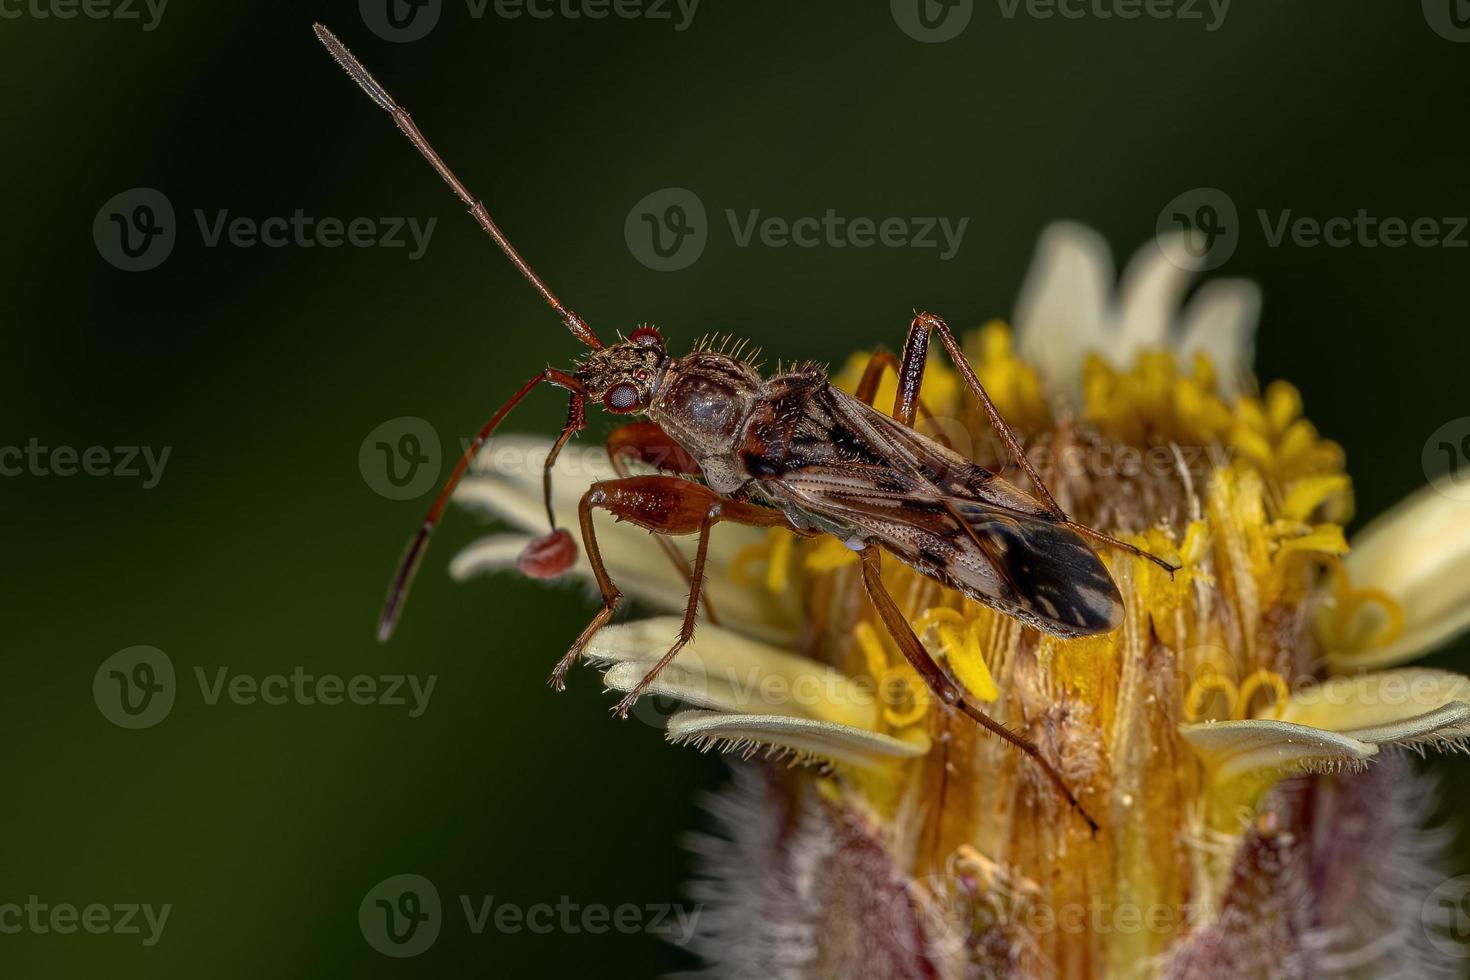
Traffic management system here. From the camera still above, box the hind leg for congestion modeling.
[895,312,1177,574]
[857,545,1098,832]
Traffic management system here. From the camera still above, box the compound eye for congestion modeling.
[604,383,642,413]
[630,326,663,348]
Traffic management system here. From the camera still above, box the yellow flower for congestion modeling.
[451,223,1470,978]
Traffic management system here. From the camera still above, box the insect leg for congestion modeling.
[541,393,588,531]
[612,492,798,716]
[607,422,719,624]
[896,312,1056,498]
[607,421,704,477]
[898,312,1177,575]
[514,392,590,580]
[1058,522,1180,573]
[379,368,584,642]
[853,351,951,447]
[610,509,715,718]
[549,483,628,691]
[857,545,1100,834]
[551,477,789,692]
[854,351,903,406]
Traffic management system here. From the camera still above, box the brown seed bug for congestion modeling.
[315,23,1178,830]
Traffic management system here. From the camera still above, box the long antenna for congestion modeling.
[313,22,604,350]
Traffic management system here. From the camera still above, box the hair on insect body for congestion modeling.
[314,23,1179,833]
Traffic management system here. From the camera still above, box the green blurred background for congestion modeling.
[4,0,1469,975]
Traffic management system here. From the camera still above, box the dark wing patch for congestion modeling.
[758,388,1124,637]
[950,502,1124,635]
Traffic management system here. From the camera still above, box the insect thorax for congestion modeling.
[648,351,764,492]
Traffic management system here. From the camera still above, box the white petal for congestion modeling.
[1175,278,1261,395]
[1111,231,1200,364]
[1330,486,1470,669]
[448,534,527,579]
[1274,668,1470,753]
[457,435,613,531]
[603,661,764,715]
[666,710,928,769]
[450,533,692,606]
[1013,221,1113,399]
[452,530,800,645]
[454,478,561,541]
[467,433,614,495]
[587,618,880,729]
[1347,702,1470,750]
[1180,719,1377,784]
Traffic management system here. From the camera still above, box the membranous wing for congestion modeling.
[745,378,1123,637]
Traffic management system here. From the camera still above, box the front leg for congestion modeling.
[606,422,720,624]
[549,476,791,695]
